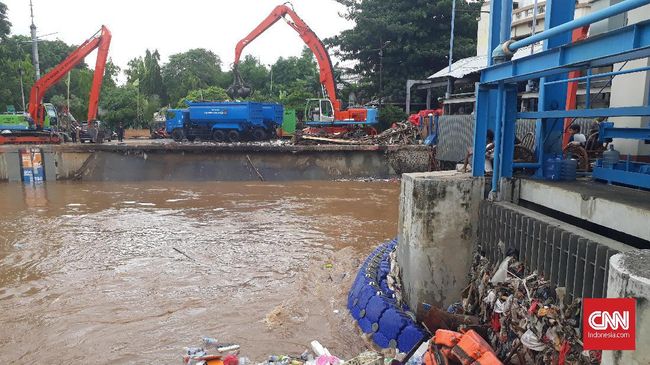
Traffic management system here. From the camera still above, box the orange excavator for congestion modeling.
[227,3,377,134]
[0,25,112,144]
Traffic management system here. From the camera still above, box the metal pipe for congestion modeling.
[508,0,650,53]
[544,65,650,85]
[448,0,456,73]
[513,162,542,168]
[446,0,457,98]
[29,0,40,80]
[491,82,505,193]
[500,0,511,44]
[585,68,592,109]
[530,0,539,55]
[19,68,26,112]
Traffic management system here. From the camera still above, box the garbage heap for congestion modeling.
[459,252,602,364]
[346,234,607,364]
[182,338,384,365]
[294,122,421,145]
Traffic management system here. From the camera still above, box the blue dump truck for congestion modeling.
[166,101,283,142]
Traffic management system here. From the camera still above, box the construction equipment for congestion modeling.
[227,3,377,134]
[0,25,112,144]
[166,101,283,142]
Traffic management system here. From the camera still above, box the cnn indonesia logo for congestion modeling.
[583,298,636,351]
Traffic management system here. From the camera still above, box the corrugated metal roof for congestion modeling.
[428,55,488,80]
[428,44,543,80]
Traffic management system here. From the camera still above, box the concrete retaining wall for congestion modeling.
[0,143,430,182]
[397,171,484,310]
[603,250,650,365]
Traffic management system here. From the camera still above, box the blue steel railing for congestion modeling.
[492,0,650,61]
[475,0,650,194]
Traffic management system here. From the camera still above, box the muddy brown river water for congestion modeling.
[0,180,400,364]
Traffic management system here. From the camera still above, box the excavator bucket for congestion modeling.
[226,67,252,99]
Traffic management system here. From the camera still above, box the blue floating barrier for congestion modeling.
[377,307,409,340]
[397,325,428,353]
[372,331,392,348]
[358,317,374,333]
[365,295,390,324]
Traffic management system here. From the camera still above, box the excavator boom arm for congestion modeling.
[28,25,112,127]
[233,5,341,112]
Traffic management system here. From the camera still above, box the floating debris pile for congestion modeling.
[182,338,376,365]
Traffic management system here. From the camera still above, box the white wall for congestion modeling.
[607,4,650,157]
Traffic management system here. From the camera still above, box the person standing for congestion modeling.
[117,122,125,142]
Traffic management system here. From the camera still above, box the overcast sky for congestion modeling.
[4,0,353,76]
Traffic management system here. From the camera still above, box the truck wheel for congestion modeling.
[172,128,184,142]
[227,130,240,142]
[252,128,267,141]
[212,130,226,142]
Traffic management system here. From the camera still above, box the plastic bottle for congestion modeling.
[602,144,620,168]
[202,337,219,349]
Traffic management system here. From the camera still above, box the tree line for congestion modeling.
[0,0,480,130]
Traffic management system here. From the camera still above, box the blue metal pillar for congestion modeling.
[537,0,576,178]
[500,85,518,178]
[472,84,490,176]
[487,0,507,66]
[474,0,511,180]
[488,0,511,134]
[491,83,505,192]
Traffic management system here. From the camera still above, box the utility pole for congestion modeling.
[269,64,274,94]
[67,72,71,113]
[29,0,41,80]
[19,68,26,112]
[446,0,457,99]
[378,40,391,110]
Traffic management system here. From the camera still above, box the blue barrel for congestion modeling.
[544,156,562,181]
[560,159,577,181]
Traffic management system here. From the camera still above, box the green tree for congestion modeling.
[162,48,224,104]
[100,85,146,128]
[0,1,10,40]
[270,48,319,95]
[124,56,144,85]
[102,58,120,90]
[126,50,167,104]
[378,104,407,130]
[143,49,166,103]
[328,0,480,103]
[0,34,91,112]
[237,55,269,95]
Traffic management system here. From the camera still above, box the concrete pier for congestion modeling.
[603,250,650,365]
[0,142,430,181]
[397,171,484,310]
